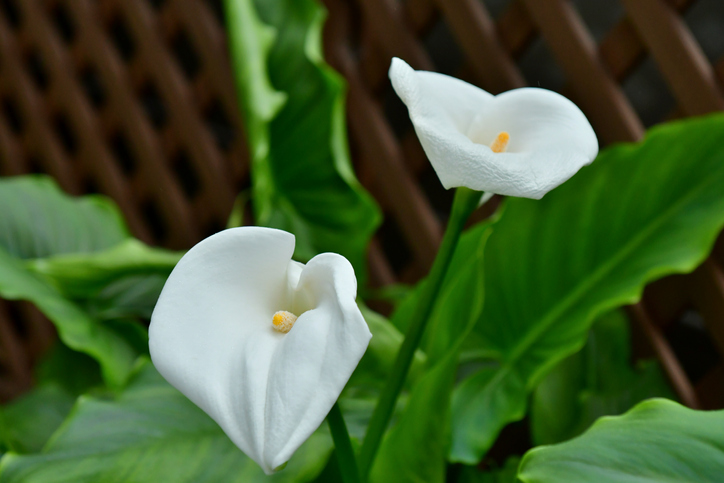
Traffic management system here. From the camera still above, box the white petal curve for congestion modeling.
[264,252,372,470]
[149,227,295,472]
[390,57,493,141]
[389,58,598,198]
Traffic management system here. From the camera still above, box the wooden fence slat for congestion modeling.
[358,0,434,72]
[0,115,26,176]
[119,0,235,218]
[70,0,198,246]
[19,0,151,240]
[0,14,80,193]
[622,0,724,116]
[324,16,442,269]
[522,0,644,143]
[0,0,723,409]
[341,55,442,269]
[628,302,701,409]
[434,0,525,93]
[171,0,241,129]
[496,0,537,57]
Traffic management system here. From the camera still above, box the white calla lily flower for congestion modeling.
[389,57,598,199]
[149,227,371,474]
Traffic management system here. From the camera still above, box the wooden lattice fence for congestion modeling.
[0,0,723,419]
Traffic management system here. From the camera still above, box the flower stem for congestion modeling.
[357,187,483,481]
[328,401,361,483]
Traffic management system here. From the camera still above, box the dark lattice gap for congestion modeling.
[172,150,201,199]
[481,0,513,20]
[0,0,21,28]
[51,2,76,43]
[378,216,413,274]
[139,82,167,129]
[203,0,224,25]
[147,0,167,9]
[82,175,100,194]
[621,56,677,127]
[383,82,412,140]
[571,0,625,43]
[25,49,49,91]
[517,36,566,92]
[109,15,136,61]
[204,98,235,151]
[79,65,107,108]
[53,113,77,154]
[27,156,44,174]
[684,0,724,64]
[422,17,464,78]
[6,301,27,339]
[665,308,723,383]
[110,132,137,175]
[171,29,201,80]
[1,97,23,133]
[141,199,167,241]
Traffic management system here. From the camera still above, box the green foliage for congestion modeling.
[0,176,128,259]
[224,0,381,279]
[27,239,182,300]
[451,114,724,463]
[518,399,724,482]
[351,303,426,391]
[369,220,493,483]
[391,220,494,360]
[0,176,180,388]
[531,310,674,445]
[0,361,332,483]
[0,385,75,455]
[28,239,183,321]
[369,350,458,483]
[0,247,138,388]
[34,343,103,397]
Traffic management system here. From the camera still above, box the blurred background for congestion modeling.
[0,0,723,436]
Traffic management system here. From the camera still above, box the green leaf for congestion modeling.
[224,0,381,278]
[0,177,182,387]
[26,239,182,299]
[517,399,724,482]
[391,220,495,361]
[0,361,333,483]
[531,310,674,445]
[0,385,75,455]
[370,221,493,483]
[34,343,103,397]
[350,303,426,391]
[0,248,138,388]
[452,114,724,463]
[369,350,458,483]
[81,274,168,321]
[0,176,128,259]
[27,239,182,321]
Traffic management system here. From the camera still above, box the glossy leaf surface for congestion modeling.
[0,361,332,483]
[452,114,724,462]
[518,399,724,482]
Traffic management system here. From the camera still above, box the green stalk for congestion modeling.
[357,187,483,481]
[328,402,361,483]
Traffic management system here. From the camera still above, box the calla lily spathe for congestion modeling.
[149,227,371,474]
[389,58,598,199]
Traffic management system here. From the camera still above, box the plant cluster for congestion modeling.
[1,1,723,482]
